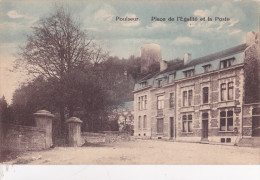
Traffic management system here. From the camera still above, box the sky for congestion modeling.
[0,0,259,103]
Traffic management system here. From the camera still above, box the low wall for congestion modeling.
[2,123,46,151]
[81,131,130,144]
[103,131,131,143]
[81,132,106,144]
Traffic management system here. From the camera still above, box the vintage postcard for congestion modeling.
[0,0,260,171]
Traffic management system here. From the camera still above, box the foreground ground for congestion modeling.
[2,140,260,164]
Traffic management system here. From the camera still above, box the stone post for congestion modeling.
[34,110,54,148]
[66,117,83,147]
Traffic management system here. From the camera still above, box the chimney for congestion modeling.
[184,53,192,65]
[160,60,168,71]
[246,31,259,46]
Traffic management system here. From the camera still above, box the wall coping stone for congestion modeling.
[66,117,83,124]
[34,110,55,118]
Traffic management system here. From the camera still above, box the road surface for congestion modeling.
[3,140,260,164]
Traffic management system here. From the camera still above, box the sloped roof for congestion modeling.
[159,43,247,75]
[135,43,248,87]
[138,71,160,82]
[158,59,184,74]
[184,43,247,67]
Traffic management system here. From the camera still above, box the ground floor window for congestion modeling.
[220,110,233,131]
[157,118,164,133]
[138,116,141,130]
[143,115,147,129]
[182,114,192,132]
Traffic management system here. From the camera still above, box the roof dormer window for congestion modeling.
[140,81,147,88]
[202,64,211,73]
[220,58,235,69]
[183,69,194,78]
[168,72,176,83]
[158,79,162,87]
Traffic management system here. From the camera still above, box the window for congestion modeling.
[140,81,147,88]
[183,90,193,106]
[220,58,234,69]
[138,116,141,129]
[221,83,227,101]
[168,72,176,83]
[228,82,233,100]
[157,95,164,109]
[220,110,233,131]
[138,97,141,110]
[138,95,147,110]
[157,118,164,133]
[220,82,233,101]
[188,90,193,106]
[203,64,211,73]
[169,92,174,108]
[143,115,147,129]
[184,69,194,77]
[183,114,192,132]
[144,95,147,109]
[158,79,162,87]
[141,96,144,110]
[183,91,187,106]
[203,87,209,104]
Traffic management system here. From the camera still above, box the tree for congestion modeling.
[0,96,13,124]
[11,76,57,126]
[15,5,108,134]
[244,44,260,103]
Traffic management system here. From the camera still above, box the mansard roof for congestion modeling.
[135,43,247,89]
[184,43,247,67]
[138,71,160,82]
[159,43,247,75]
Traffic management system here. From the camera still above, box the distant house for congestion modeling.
[133,32,260,144]
[109,101,134,133]
[117,101,134,132]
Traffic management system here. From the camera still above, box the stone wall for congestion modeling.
[81,131,130,144]
[2,123,46,151]
[103,131,131,143]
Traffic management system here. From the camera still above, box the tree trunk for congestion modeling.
[68,104,74,117]
[59,104,65,136]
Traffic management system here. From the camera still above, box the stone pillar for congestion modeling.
[34,110,54,148]
[66,117,83,147]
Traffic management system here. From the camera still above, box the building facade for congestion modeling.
[133,32,260,144]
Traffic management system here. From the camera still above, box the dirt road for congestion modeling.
[3,140,260,164]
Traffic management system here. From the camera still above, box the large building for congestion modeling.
[133,32,260,144]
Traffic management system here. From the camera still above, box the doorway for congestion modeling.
[202,113,209,139]
[170,117,174,138]
[202,120,208,139]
